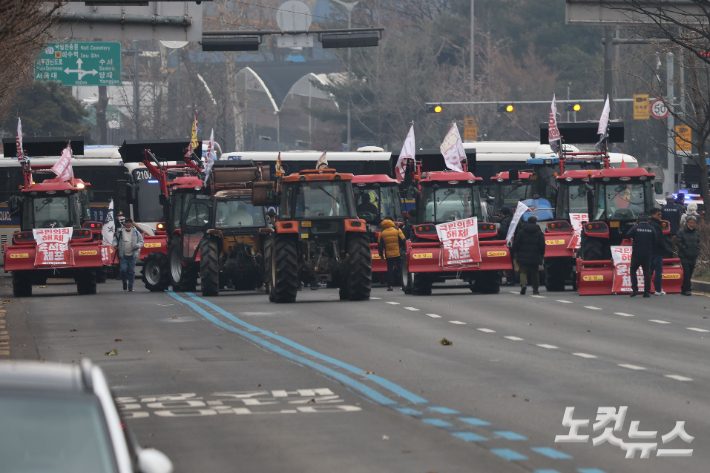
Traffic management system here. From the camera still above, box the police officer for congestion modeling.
[625,213,658,298]
[661,195,683,237]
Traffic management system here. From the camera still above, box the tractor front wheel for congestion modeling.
[200,239,220,297]
[12,271,32,297]
[76,269,97,295]
[142,252,170,292]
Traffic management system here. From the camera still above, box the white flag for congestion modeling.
[203,129,215,184]
[440,123,466,172]
[16,118,24,161]
[548,94,561,154]
[596,95,610,148]
[102,199,115,246]
[506,201,529,245]
[316,151,328,169]
[395,125,415,182]
[51,145,74,182]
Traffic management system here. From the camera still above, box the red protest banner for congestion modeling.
[435,217,481,267]
[611,246,655,294]
[567,213,589,250]
[33,228,72,266]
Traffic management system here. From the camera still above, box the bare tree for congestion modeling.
[0,1,63,123]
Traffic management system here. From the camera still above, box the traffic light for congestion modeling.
[497,103,514,113]
[426,103,443,113]
[565,102,582,112]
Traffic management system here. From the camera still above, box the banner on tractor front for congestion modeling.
[436,217,481,267]
[611,246,652,293]
[33,227,72,266]
[567,213,589,250]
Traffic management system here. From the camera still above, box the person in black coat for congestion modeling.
[625,214,658,297]
[662,195,683,236]
[513,216,546,295]
[647,208,669,295]
[497,206,513,240]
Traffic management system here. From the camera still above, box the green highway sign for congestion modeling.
[34,41,122,86]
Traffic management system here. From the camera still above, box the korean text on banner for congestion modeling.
[33,228,72,266]
[440,123,466,172]
[611,246,653,293]
[506,201,529,244]
[567,213,589,249]
[435,217,481,267]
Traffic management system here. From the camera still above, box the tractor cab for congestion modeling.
[352,174,403,228]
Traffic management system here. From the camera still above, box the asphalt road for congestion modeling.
[2,276,709,473]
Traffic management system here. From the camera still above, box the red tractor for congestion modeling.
[400,165,512,296]
[3,157,105,297]
[352,174,404,284]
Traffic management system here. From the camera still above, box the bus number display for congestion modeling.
[134,169,152,181]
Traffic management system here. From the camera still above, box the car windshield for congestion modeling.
[557,183,590,219]
[355,185,403,223]
[215,198,266,228]
[420,185,481,224]
[32,196,80,228]
[293,182,353,218]
[595,182,649,220]
[0,394,117,473]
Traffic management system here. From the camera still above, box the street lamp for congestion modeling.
[330,0,359,152]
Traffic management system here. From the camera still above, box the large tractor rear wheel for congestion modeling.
[169,236,197,292]
[142,252,170,292]
[76,269,97,295]
[270,236,298,303]
[200,239,220,297]
[347,234,371,301]
[12,271,32,297]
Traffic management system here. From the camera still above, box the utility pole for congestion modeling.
[666,52,675,194]
[470,0,474,97]
[603,27,614,117]
[132,40,140,140]
[331,0,359,151]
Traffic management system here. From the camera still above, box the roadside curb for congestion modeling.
[692,279,710,293]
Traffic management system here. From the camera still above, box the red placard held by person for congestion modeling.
[435,217,482,267]
[33,228,72,266]
[611,246,654,294]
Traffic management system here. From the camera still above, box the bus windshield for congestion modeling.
[215,198,266,228]
[594,182,652,221]
[132,170,163,223]
[420,185,481,224]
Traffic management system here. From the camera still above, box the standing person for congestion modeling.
[513,216,545,295]
[662,195,683,237]
[113,219,144,292]
[681,202,700,226]
[497,206,513,240]
[378,219,406,291]
[625,214,657,298]
[677,217,700,296]
[648,208,668,296]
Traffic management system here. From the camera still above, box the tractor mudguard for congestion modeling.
[140,235,168,260]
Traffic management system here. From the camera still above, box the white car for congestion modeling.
[0,359,172,473]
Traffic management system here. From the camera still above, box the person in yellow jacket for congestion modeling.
[378,219,406,291]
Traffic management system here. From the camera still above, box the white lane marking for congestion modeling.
[477,328,496,333]
[557,300,573,304]
[403,307,419,311]
[449,321,466,325]
[687,327,710,332]
[371,297,381,300]
[573,353,597,359]
[508,291,519,294]
[385,302,400,305]
[537,344,558,349]
[504,336,523,341]
[615,312,634,317]
[426,314,442,318]
[531,295,546,298]
[665,374,693,381]
[618,364,646,370]
[584,306,602,310]
[649,319,670,324]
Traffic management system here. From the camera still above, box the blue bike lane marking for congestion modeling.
[168,290,605,472]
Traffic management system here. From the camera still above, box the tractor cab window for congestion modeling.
[215,198,266,228]
[420,185,481,224]
[380,185,403,222]
[27,195,81,229]
[354,185,403,223]
[495,182,531,208]
[183,201,210,228]
[171,192,195,228]
[557,182,590,220]
[594,182,652,221]
[293,181,354,219]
